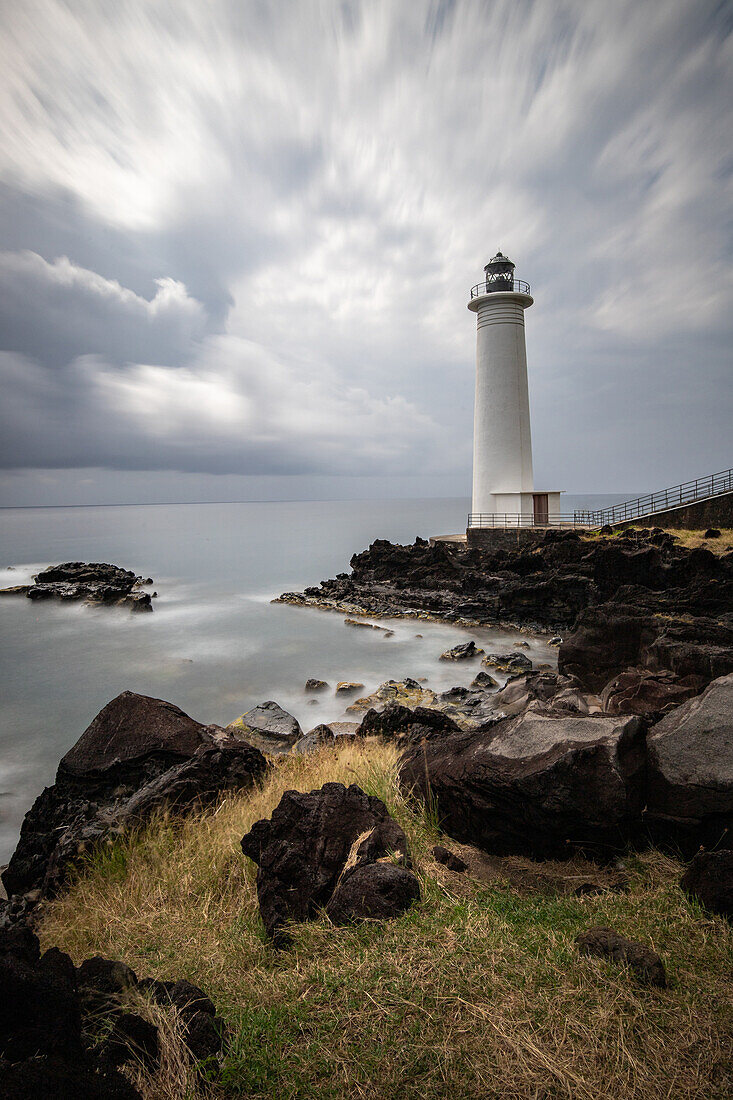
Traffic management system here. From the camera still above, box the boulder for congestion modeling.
[481,652,532,672]
[104,1013,159,1070]
[62,691,210,776]
[325,863,420,923]
[240,782,413,943]
[294,724,336,755]
[2,693,268,904]
[346,678,437,712]
[680,850,733,921]
[600,668,705,717]
[0,1058,142,1100]
[439,640,484,660]
[335,681,365,694]
[226,700,301,755]
[399,712,646,859]
[575,926,666,987]
[645,673,733,852]
[471,670,498,688]
[357,703,459,745]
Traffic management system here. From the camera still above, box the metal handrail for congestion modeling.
[573,467,733,527]
[468,513,591,529]
[470,278,531,298]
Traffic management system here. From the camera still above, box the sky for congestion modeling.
[0,0,731,506]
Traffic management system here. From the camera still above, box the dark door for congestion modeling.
[533,493,549,525]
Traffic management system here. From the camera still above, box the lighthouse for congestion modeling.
[468,252,560,526]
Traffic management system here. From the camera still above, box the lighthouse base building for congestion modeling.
[467,252,562,534]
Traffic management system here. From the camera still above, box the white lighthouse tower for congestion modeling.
[468,252,560,526]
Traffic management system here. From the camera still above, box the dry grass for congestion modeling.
[39,740,733,1100]
[581,527,733,554]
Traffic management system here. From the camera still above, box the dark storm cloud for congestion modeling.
[0,0,730,498]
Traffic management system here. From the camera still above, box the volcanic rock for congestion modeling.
[305,678,328,691]
[104,1013,159,1070]
[325,862,420,923]
[575,926,666,987]
[19,562,154,612]
[432,845,468,873]
[356,703,460,744]
[226,700,302,755]
[600,667,705,717]
[294,724,336,754]
[680,850,733,920]
[2,692,267,905]
[240,782,413,943]
[399,712,646,860]
[440,640,484,660]
[645,673,733,852]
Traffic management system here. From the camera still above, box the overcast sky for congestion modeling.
[0,0,731,506]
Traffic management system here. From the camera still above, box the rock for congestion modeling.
[139,977,216,1019]
[346,678,436,712]
[227,700,302,755]
[357,703,459,745]
[22,562,154,612]
[440,640,484,660]
[680,850,733,920]
[704,529,721,538]
[77,957,138,1009]
[183,1010,225,1062]
[294,724,336,755]
[645,674,733,853]
[600,668,705,717]
[400,712,646,860]
[548,636,562,646]
[0,1058,142,1100]
[471,670,498,688]
[2,692,268,905]
[335,681,365,694]
[432,845,468,873]
[305,678,328,692]
[575,927,666,987]
[62,691,210,776]
[600,525,613,535]
[104,1012,159,1070]
[240,782,412,943]
[325,863,420,923]
[0,584,30,596]
[481,652,532,672]
[0,928,81,1063]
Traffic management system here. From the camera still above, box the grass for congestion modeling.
[581,527,733,554]
[39,740,733,1100]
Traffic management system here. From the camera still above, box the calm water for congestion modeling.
[0,494,627,861]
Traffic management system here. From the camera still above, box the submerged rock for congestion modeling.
[439,640,484,661]
[240,782,416,943]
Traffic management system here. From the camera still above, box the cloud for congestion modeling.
[0,0,731,495]
[0,336,447,476]
[0,250,207,366]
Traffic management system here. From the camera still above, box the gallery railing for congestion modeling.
[469,278,531,298]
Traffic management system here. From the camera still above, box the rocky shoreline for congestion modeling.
[2,526,732,1094]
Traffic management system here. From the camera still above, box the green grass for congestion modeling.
[39,740,733,1100]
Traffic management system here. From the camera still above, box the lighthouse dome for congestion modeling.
[483,251,515,290]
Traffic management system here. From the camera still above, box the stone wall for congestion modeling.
[465,527,552,551]
[614,491,733,531]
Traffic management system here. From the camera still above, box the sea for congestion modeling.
[0,494,630,863]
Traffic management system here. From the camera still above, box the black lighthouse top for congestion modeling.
[483,251,515,291]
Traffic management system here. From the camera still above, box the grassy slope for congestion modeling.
[39,740,733,1100]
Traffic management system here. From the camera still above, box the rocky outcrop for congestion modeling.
[1,562,155,612]
[644,673,733,853]
[399,712,646,860]
[2,692,268,911]
[575,926,666,987]
[680,850,733,921]
[226,700,302,755]
[240,782,418,944]
[0,927,224,1097]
